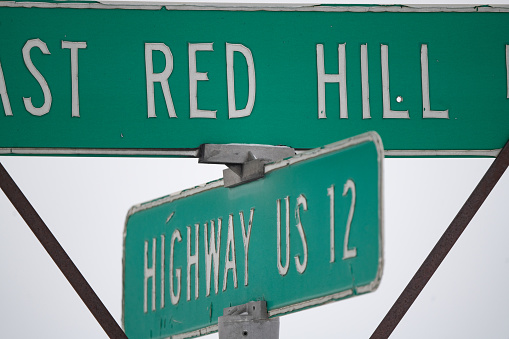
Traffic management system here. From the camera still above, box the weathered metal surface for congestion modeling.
[218,301,279,339]
[122,132,383,338]
[223,159,265,188]
[370,137,509,339]
[0,2,508,156]
[0,162,127,339]
[199,144,295,165]
[199,143,295,187]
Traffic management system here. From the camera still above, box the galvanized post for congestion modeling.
[218,301,279,339]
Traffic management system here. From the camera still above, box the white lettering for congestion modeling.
[186,224,199,301]
[239,208,254,286]
[23,39,52,116]
[294,195,308,274]
[276,197,290,276]
[170,229,182,305]
[143,238,156,313]
[189,43,216,118]
[381,44,409,119]
[145,43,177,118]
[316,43,347,119]
[160,234,165,309]
[327,185,335,263]
[226,43,256,118]
[507,45,509,99]
[204,219,222,296]
[61,41,87,117]
[421,44,448,119]
[361,44,371,119]
[223,214,238,291]
[0,59,12,116]
[343,179,357,259]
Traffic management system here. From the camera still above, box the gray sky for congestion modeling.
[1,1,509,339]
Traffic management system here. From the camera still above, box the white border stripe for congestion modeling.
[384,149,501,157]
[0,1,162,9]
[0,147,499,158]
[0,2,509,13]
[0,148,199,157]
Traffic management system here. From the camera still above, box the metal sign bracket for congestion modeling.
[218,301,279,339]
[198,144,295,188]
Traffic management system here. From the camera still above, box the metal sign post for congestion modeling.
[218,301,279,339]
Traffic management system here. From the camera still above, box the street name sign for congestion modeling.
[0,2,508,156]
[122,132,384,338]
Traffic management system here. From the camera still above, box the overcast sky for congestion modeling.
[0,1,508,339]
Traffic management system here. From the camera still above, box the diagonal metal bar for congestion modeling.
[371,139,509,339]
[0,163,128,339]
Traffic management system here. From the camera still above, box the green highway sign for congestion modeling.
[122,132,384,338]
[1,3,509,156]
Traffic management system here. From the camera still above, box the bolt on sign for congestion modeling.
[122,132,384,338]
[0,2,508,156]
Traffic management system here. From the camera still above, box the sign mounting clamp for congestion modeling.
[198,144,295,187]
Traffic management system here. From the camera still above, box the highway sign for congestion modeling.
[0,3,508,156]
[122,132,383,338]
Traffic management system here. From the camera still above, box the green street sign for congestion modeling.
[1,3,508,156]
[122,132,384,338]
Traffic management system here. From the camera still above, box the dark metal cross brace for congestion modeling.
[0,163,127,339]
[371,138,509,338]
